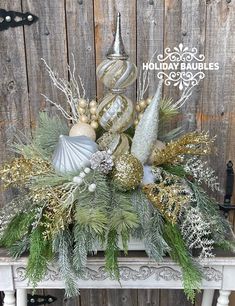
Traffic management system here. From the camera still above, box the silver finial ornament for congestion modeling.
[106,12,128,60]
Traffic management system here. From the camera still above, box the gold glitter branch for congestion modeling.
[152,131,214,166]
[0,157,52,188]
[143,181,190,224]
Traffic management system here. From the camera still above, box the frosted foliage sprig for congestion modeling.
[41,54,86,123]
[181,207,214,259]
[184,157,220,191]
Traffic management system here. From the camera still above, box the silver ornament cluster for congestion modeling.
[90,150,114,174]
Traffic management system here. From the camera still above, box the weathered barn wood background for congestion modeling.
[0,0,235,305]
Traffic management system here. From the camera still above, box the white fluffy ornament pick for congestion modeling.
[131,80,163,164]
[69,122,96,141]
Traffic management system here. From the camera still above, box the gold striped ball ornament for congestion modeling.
[97,93,134,132]
[96,59,137,90]
[97,132,130,159]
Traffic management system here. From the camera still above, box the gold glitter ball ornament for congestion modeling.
[112,153,143,190]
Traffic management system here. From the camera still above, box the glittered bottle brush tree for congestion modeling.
[0,13,235,303]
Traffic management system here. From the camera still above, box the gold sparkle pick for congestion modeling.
[142,180,190,224]
[0,156,52,188]
[151,131,214,166]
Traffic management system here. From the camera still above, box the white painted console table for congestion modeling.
[0,249,235,306]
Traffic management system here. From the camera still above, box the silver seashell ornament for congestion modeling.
[52,135,98,174]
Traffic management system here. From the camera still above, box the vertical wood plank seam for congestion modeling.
[20,0,31,132]
[200,2,208,133]
[92,0,97,99]
[64,0,70,87]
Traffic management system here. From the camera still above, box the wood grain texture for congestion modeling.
[138,289,160,306]
[199,0,235,203]
[0,0,30,207]
[160,289,193,306]
[181,0,206,132]
[80,289,105,306]
[21,0,68,126]
[106,289,138,306]
[163,0,182,101]
[66,0,96,101]
[136,0,164,98]
[94,0,136,101]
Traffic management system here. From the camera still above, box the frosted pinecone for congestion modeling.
[90,150,113,174]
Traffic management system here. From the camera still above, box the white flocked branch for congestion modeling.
[41,53,86,123]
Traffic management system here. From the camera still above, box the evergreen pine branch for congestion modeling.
[53,229,79,297]
[105,229,120,279]
[163,221,202,302]
[162,164,187,178]
[33,112,69,156]
[72,225,87,275]
[159,126,183,142]
[12,112,68,159]
[26,226,53,286]
[132,189,169,260]
[0,212,34,248]
[109,187,139,254]
[159,97,179,122]
[8,236,30,258]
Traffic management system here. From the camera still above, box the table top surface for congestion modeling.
[0,248,235,266]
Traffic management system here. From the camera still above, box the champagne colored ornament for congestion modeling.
[52,135,98,174]
[96,13,137,90]
[97,132,130,159]
[148,140,166,165]
[96,13,137,133]
[131,80,163,164]
[112,153,143,191]
[69,122,96,140]
[97,59,137,90]
[90,121,98,129]
[97,92,134,132]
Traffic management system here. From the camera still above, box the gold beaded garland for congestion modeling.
[89,100,97,108]
[112,153,143,190]
[78,98,87,108]
[80,115,89,123]
[90,121,99,129]
[90,107,97,115]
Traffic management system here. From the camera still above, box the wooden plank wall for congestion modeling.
[0,0,235,305]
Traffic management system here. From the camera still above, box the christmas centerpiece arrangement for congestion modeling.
[0,13,234,302]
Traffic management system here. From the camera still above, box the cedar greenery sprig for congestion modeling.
[163,221,202,302]
[26,226,53,287]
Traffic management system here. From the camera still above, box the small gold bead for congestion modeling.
[139,100,147,110]
[78,98,87,108]
[91,114,98,120]
[90,121,98,129]
[78,107,86,114]
[80,115,89,123]
[146,97,152,105]
[136,104,141,112]
[89,100,97,108]
[90,107,97,115]
[138,113,143,120]
[134,119,139,126]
